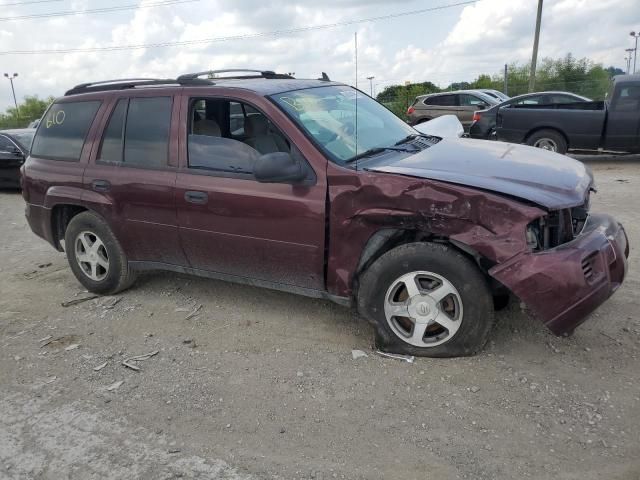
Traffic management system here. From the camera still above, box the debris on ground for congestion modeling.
[121,350,160,371]
[351,349,368,360]
[182,339,196,348]
[100,297,122,309]
[184,304,203,320]
[470,386,480,393]
[93,362,108,372]
[38,335,52,344]
[375,350,415,363]
[64,344,80,351]
[106,380,124,391]
[61,294,99,307]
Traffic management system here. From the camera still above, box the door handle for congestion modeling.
[184,190,208,204]
[91,179,111,192]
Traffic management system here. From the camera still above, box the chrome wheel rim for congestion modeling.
[533,138,558,151]
[384,271,463,348]
[74,231,109,281]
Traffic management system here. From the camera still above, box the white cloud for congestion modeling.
[0,0,637,110]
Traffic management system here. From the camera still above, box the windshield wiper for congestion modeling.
[345,145,415,164]
[394,134,420,145]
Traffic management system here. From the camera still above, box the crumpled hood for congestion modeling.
[369,138,593,209]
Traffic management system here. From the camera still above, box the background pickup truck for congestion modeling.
[495,74,640,154]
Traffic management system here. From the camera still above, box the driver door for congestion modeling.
[175,94,327,291]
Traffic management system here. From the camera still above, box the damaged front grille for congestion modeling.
[581,253,596,282]
[527,202,590,251]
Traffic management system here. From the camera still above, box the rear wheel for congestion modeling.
[64,211,136,295]
[526,129,568,154]
[357,242,494,357]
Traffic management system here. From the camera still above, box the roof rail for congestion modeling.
[177,69,293,81]
[64,78,178,96]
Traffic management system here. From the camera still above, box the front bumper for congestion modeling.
[490,213,629,335]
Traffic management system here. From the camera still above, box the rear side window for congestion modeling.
[97,96,172,167]
[31,101,101,161]
[425,95,455,106]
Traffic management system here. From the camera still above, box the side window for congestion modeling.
[124,97,172,167]
[187,98,291,176]
[459,94,486,107]
[514,95,543,105]
[613,86,640,112]
[97,97,172,167]
[31,101,101,161]
[425,95,455,106]
[0,135,13,152]
[97,99,127,162]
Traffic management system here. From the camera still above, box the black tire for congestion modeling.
[526,129,568,154]
[64,211,137,295]
[357,242,494,357]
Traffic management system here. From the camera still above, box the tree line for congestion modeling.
[0,95,55,129]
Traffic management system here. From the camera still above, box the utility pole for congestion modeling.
[3,73,19,117]
[503,64,508,95]
[630,32,639,74]
[528,0,543,92]
[404,80,411,108]
[366,76,375,96]
[625,48,634,74]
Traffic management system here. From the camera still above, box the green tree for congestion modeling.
[0,95,54,129]
[376,81,441,118]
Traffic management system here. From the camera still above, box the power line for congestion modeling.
[1,0,62,6]
[0,0,476,55]
[0,0,197,22]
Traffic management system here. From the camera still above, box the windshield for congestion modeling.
[12,131,35,151]
[271,85,416,164]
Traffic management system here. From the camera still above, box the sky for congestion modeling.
[0,0,638,110]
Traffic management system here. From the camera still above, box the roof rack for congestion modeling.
[64,69,296,96]
[177,69,293,81]
[64,78,180,96]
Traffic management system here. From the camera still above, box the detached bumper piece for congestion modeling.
[490,213,629,335]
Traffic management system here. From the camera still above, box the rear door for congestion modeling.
[458,94,490,129]
[175,92,327,291]
[82,92,186,266]
[604,84,640,152]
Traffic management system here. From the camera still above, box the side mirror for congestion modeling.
[254,152,306,184]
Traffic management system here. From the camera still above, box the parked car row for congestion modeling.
[406,74,640,155]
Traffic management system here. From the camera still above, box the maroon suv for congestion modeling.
[21,70,629,357]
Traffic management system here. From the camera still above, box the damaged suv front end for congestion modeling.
[492,202,628,335]
[364,138,629,336]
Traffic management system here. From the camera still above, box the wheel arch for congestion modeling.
[50,203,88,251]
[352,228,501,299]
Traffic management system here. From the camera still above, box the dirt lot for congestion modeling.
[1,159,639,480]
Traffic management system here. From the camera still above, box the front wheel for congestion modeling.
[357,242,494,357]
[64,211,137,295]
[526,129,568,154]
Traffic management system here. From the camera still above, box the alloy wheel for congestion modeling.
[74,231,109,281]
[383,271,463,347]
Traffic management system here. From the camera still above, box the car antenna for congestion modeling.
[354,31,359,171]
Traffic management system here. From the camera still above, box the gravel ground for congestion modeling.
[1,159,639,480]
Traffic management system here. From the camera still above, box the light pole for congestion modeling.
[631,31,640,74]
[625,48,635,74]
[366,76,375,97]
[3,73,19,117]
